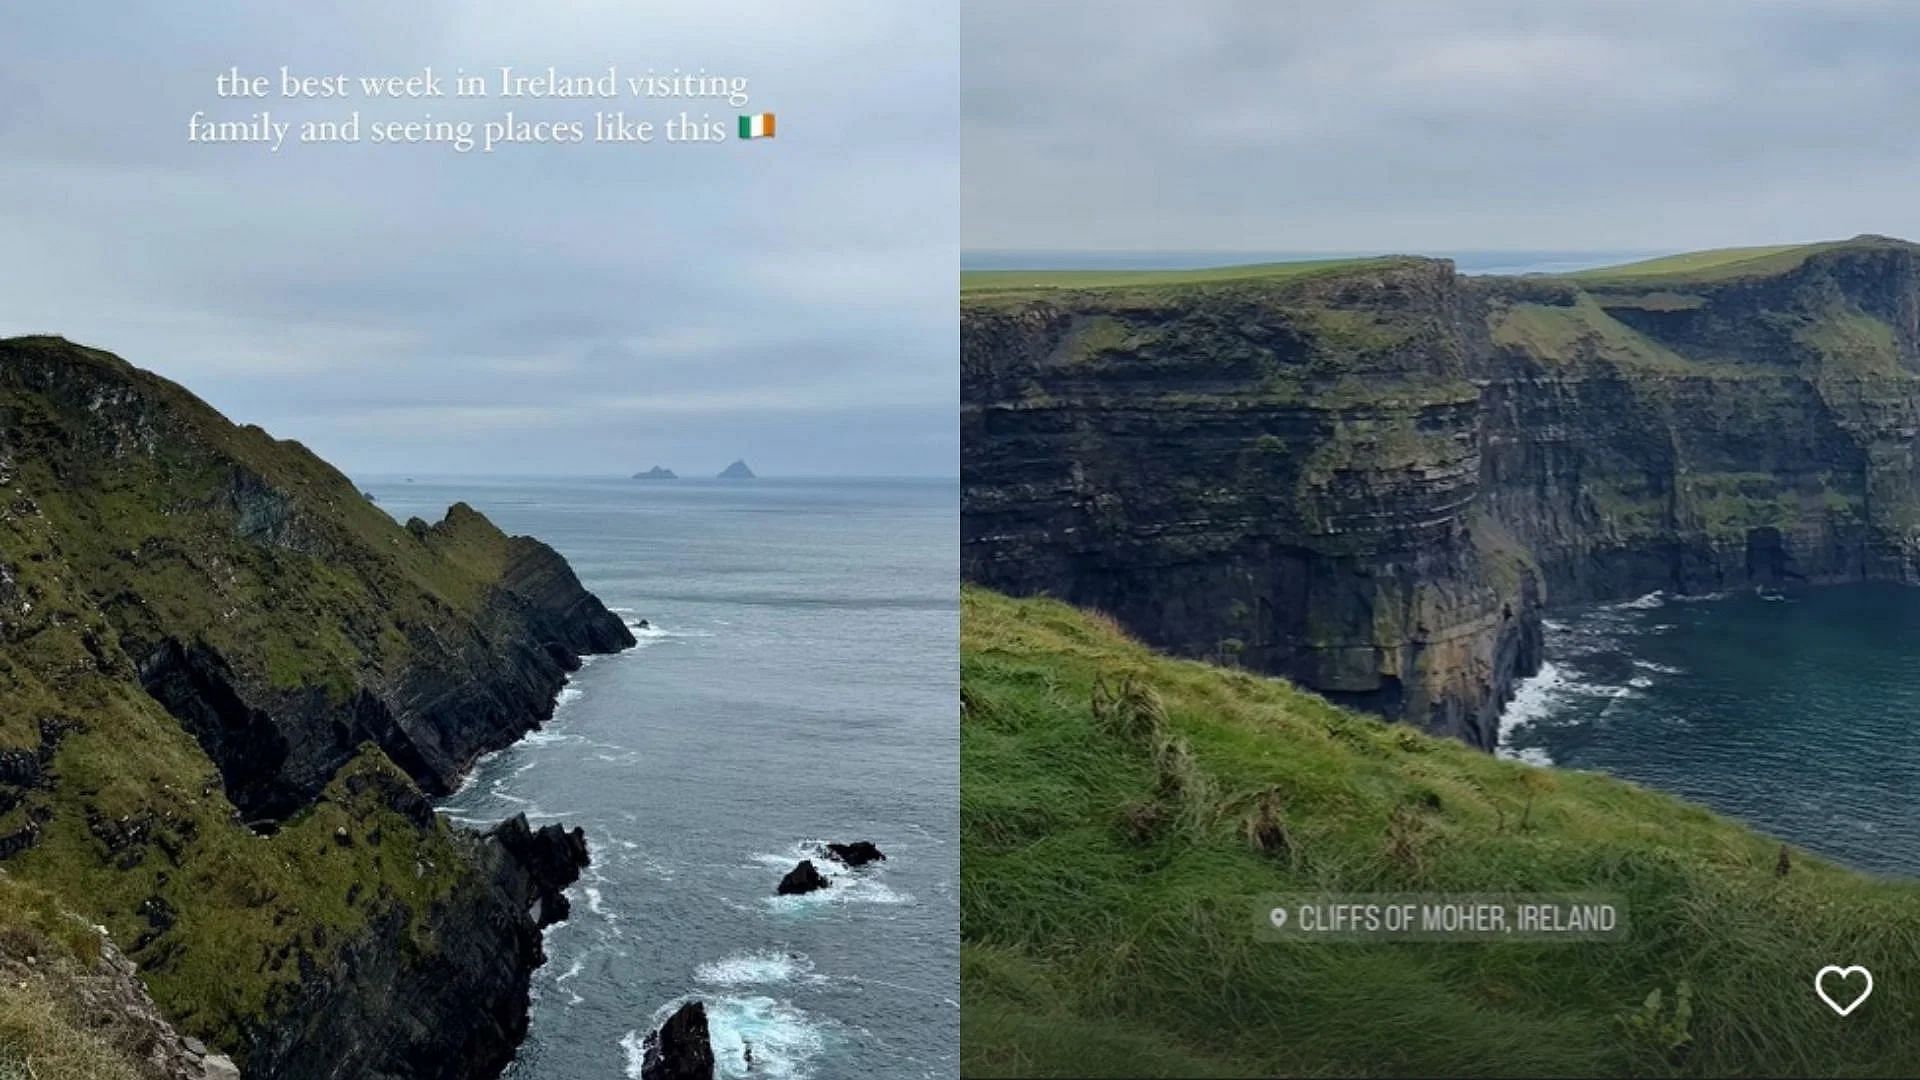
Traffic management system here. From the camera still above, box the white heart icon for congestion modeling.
[1814,965,1873,1017]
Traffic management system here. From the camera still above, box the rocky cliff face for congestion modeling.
[962,238,1920,748]
[242,810,589,1080]
[0,337,629,1075]
[1,869,240,1079]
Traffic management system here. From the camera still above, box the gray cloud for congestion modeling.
[964,0,1920,254]
[2,0,956,476]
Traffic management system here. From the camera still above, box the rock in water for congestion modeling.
[641,1000,716,1080]
[716,458,755,479]
[821,840,886,867]
[777,859,832,895]
[489,814,592,927]
[632,466,678,479]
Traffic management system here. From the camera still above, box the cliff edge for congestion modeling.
[0,337,634,1076]
[961,236,1920,747]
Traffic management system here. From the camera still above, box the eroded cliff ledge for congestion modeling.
[0,337,634,1077]
[961,237,1920,748]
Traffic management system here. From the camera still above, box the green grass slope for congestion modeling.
[0,337,602,1063]
[1,872,169,1080]
[1564,236,1916,285]
[960,258,1396,297]
[961,588,1920,1078]
[1564,244,1818,282]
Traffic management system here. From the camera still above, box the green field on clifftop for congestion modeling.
[1564,243,1816,282]
[959,257,1393,295]
[1566,237,1916,285]
[960,588,1920,1078]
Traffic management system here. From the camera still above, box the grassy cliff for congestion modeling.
[0,337,625,1075]
[1,871,232,1079]
[961,237,1920,747]
[960,258,1399,297]
[960,587,1920,1077]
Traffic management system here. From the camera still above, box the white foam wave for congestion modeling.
[1597,685,1641,719]
[519,726,577,747]
[714,995,830,1079]
[767,875,911,911]
[696,951,814,987]
[1632,660,1684,675]
[624,994,830,1080]
[619,1030,647,1078]
[1496,659,1640,763]
[1496,661,1569,749]
[753,842,912,910]
[1611,590,1667,611]
[583,886,617,920]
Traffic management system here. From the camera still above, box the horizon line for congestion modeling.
[960,238,1854,255]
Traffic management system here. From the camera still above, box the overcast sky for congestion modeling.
[964,0,1920,255]
[1,1,955,477]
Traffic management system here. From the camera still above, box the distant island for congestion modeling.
[717,459,756,479]
[632,466,678,480]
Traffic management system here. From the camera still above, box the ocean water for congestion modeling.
[360,476,959,1080]
[960,249,1664,276]
[1498,584,1920,878]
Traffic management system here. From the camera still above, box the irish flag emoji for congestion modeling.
[738,113,776,139]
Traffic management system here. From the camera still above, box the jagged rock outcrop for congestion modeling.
[777,859,831,895]
[0,337,634,1076]
[632,466,678,480]
[717,459,755,479]
[962,237,1920,748]
[639,1000,716,1080]
[820,840,886,867]
[242,812,589,1080]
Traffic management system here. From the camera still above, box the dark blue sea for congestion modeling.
[1498,585,1920,879]
[361,476,959,1080]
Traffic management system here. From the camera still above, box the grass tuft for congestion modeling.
[962,586,1920,1077]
